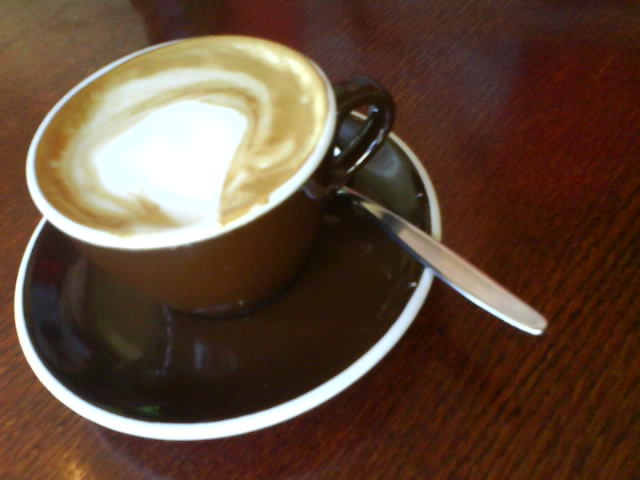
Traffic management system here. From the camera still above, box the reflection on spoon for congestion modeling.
[340,187,547,335]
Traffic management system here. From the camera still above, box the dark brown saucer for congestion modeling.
[15,121,441,440]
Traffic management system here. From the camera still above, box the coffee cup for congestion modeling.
[26,35,394,315]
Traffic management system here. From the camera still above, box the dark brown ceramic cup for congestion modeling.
[27,37,394,315]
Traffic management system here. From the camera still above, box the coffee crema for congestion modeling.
[34,36,329,235]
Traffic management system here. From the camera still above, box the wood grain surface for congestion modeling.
[1,1,638,479]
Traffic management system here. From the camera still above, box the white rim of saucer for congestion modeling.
[14,131,442,441]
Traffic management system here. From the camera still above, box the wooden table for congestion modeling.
[1,1,638,478]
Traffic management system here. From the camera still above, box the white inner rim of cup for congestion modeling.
[26,39,338,250]
[15,126,443,441]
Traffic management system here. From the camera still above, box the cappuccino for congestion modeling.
[30,36,332,245]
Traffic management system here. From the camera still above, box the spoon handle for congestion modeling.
[341,187,547,335]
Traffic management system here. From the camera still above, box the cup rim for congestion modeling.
[26,35,338,250]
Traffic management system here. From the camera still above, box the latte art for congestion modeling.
[91,99,247,228]
[34,36,329,235]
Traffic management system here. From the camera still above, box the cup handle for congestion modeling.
[313,76,395,194]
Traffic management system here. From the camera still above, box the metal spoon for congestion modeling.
[340,187,547,335]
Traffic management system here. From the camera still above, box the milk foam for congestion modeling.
[92,100,247,227]
[34,36,330,241]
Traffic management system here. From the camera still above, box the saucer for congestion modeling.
[15,122,442,441]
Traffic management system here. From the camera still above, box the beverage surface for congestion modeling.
[34,36,329,235]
